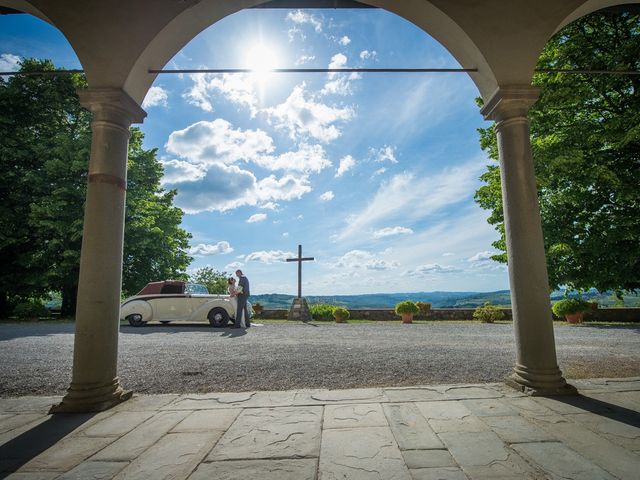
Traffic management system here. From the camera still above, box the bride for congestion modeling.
[227,277,245,328]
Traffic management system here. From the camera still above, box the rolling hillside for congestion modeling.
[249,290,640,309]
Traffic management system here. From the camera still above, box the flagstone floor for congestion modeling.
[1,378,639,479]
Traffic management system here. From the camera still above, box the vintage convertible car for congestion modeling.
[120,280,249,327]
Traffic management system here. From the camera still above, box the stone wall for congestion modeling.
[258,307,640,322]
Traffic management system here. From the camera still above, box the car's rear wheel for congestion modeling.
[127,314,146,327]
[208,308,229,328]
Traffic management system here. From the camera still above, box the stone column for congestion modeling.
[481,86,575,396]
[51,89,146,413]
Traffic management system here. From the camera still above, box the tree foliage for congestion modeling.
[189,267,229,294]
[475,10,640,293]
[0,59,192,315]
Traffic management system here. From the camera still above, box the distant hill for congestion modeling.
[250,289,640,309]
[250,291,511,309]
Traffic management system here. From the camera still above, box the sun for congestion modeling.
[244,43,281,74]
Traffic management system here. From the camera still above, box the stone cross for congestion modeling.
[286,244,314,299]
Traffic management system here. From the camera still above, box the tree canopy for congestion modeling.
[189,267,230,295]
[475,9,640,294]
[0,59,192,315]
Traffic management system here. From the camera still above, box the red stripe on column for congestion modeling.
[88,173,126,191]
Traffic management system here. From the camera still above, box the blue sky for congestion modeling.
[1,8,509,295]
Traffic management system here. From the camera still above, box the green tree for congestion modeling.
[0,59,86,314]
[475,10,640,293]
[122,129,192,296]
[190,267,229,294]
[0,59,192,315]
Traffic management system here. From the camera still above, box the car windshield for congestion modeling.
[185,283,209,295]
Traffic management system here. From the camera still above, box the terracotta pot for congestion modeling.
[565,312,584,324]
[401,313,413,324]
[334,316,346,323]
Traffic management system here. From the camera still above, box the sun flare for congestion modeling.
[244,43,281,74]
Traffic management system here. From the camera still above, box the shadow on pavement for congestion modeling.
[551,394,640,429]
[0,413,95,477]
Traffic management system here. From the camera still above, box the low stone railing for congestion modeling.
[257,307,640,322]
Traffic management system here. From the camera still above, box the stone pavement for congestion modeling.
[1,378,639,479]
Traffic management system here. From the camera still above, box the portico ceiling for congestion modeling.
[0,1,637,103]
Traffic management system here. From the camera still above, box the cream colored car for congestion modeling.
[120,280,247,327]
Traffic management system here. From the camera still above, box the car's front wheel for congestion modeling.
[127,314,146,327]
[208,308,230,328]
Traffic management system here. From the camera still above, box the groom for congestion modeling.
[235,269,251,328]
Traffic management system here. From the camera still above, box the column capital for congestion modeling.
[480,85,540,122]
[78,88,147,127]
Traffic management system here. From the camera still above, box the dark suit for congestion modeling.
[237,275,250,327]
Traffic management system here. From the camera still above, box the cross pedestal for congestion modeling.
[286,245,314,321]
[288,297,312,321]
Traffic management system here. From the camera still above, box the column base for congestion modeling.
[50,378,132,414]
[505,363,577,396]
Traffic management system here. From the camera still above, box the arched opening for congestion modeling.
[137,6,503,301]
[5,1,637,414]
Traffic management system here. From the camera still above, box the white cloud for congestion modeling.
[259,202,280,210]
[256,174,312,202]
[373,226,414,238]
[166,163,257,213]
[321,53,361,96]
[338,36,351,46]
[160,159,205,185]
[339,159,485,240]
[188,241,234,256]
[468,251,495,262]
[142,86,169,108]
[286,10,322,33]
[247,213,267,223]
[371,145,398,163]
[295,55,316,65]
[405,264,462,276]
[0,53,20,73]
[372,167,386,177]
[282,232,289,237]
[166,119,274,166]
[467,250,506,271]
[287,26,305,43]
[359,50,377,60]
[182,73,258,115]
[245,250,295,264]
[442,252,455,257]
[265,83,353,143]
[335,155,356,177]
[320,191,334,201]
[334,250,398,271]
[255,143,331,173]
[225,261,244,270]
[164,159,310,213]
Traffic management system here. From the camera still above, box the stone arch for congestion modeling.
[554,0,639,33]
[0,0,86,70]
[122,0,497,105]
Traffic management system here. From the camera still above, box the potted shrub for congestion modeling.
[333,307,350,323]
[309,304,335,321]
[415,301,432,319]
[395,301,419,324]
[473,302,505,323]
[552,298,591,324]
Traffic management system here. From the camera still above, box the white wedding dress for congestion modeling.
[228,285,245,327]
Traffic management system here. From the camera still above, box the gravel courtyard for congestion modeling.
[1,322,639,397]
